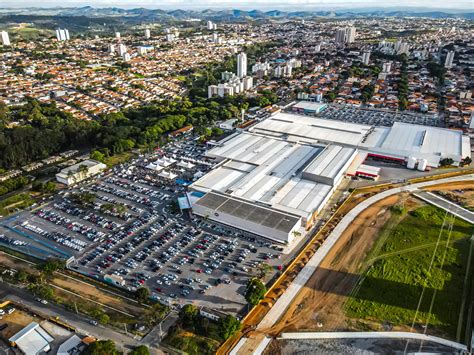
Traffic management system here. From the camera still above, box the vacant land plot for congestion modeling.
[165,328,220,355]
[0,308,37,341]
[345,204,473,339]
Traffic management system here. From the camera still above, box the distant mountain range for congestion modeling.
[0,6,472,20]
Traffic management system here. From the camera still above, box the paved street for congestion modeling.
[413,190,474,224]
[0,283,168,353]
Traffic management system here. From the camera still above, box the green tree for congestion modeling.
[28,283,54,300]
[16,270,29,283]
[245,278,266,306]
[39,258,65,276]
[83,340,119,355]
[90,308,110,325]
[135,287,150,303]
[179,304,199,328]
[256,263,273,279]
[130,345,150,355]
[219,315,241,340]
[90,150,106,163]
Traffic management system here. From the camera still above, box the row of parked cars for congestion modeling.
[36,209,106,242]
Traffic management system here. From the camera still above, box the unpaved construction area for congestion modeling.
[267,194,412,335]
[266,180,474,339]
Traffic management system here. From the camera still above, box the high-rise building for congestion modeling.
[118,44,127,56]
[145,28,151,39]
[108,44,115,54]
[207,21,214,30]
[445,50,455,68]
[274,65,292,78]
[382,62,392,73]
[56,28,70,41]
[1,31,10,46]
[335,26,356,44]
[237,52,247,79]
[395,41,409,55]
[335,28,346,43]
[115,32,121,40]
[346,26,356,44]
[288,58,302,69]
[362,51,371,65]
[122,53,131,62]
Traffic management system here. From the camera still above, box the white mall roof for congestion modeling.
[303,145,357,180]
[250,112,372,147]
[363,122,470,166]
[195,133,346,219]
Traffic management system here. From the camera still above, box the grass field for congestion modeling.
[103,151,135,168]
[8,26,55,41]
[0,193,35,216]
[164,328,220,355]
[345,204,473,339]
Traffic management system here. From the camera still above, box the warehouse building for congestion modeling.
[191,132,358,244]
[191,111,470,244]
[250,112,470,167]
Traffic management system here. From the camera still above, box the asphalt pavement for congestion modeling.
[0,283,167,353]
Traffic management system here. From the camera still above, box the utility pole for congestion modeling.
[74,302,78,314]
[123,323,128,335]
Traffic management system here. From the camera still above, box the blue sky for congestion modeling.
[2,0,472,9]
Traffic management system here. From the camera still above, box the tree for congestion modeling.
[83,340,119,355]
[130,345,150,355]
[15,270,29,283]
[245,278,266,306]
[71,191,96,206]
[90,309,110,325]
[28,283,54,300]
[90,150,106,163]
[439,158,454,167]
[135,287,150,303]
[77,164,89,180]
[39,258,65,276]
[32,181,56,193]
[255,263,273,278]
[462,156,472,166]
[219,315,241,340]
[179,304,199,328]
[144,303,168,325]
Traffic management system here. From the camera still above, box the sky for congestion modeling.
[1,0,472,10]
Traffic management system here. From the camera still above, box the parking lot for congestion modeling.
[318,105,441,127]
[0,137,290,315]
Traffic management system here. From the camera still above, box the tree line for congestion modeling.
[0,93,266,170]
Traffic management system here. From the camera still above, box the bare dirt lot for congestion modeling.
[423,181,474,211]
[267,194,417,335]
[0,308,38,341]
